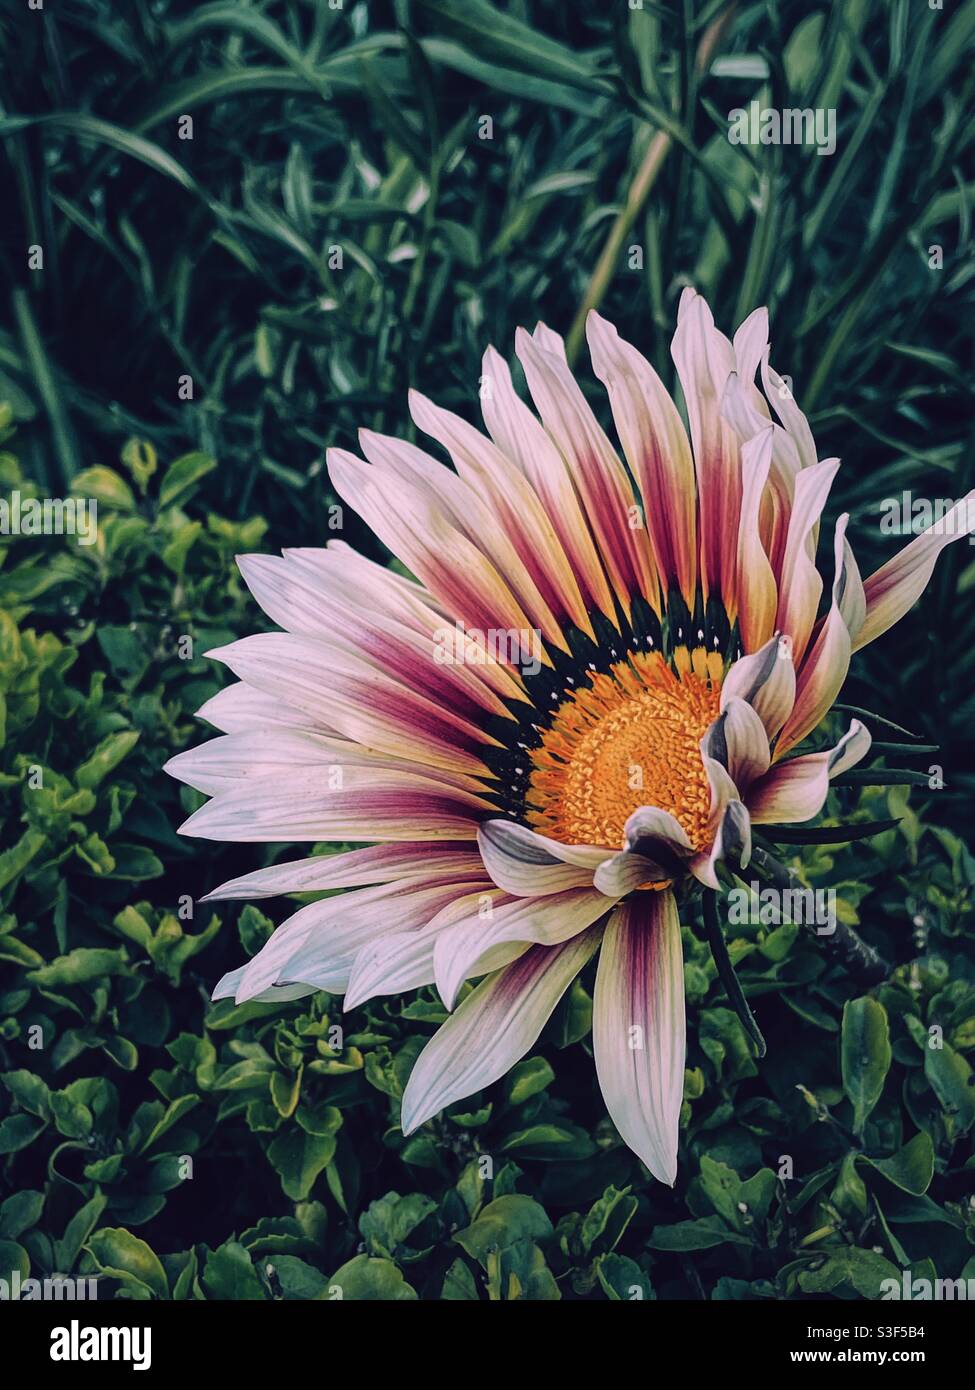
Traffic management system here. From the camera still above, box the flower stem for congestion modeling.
[747,844,891,986]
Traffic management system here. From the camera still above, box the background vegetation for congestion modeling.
[0,0,973,1300]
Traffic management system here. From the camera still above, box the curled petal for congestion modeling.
[622,806,694,874]
[433,889,613,1010]
[855,490,975,651]
[777,514,855,758]
[721,632,796,741]
[477,819,611,897]
[688,799,752,888]
[703,696,771,794]
[594,850,671,896]
[746,720,872,825]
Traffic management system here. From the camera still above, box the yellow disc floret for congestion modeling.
[526,651,721,851]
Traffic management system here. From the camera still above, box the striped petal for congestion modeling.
[746,720,871,824]
[734,426,778,650]
[344,888,512,1010]
[477,819,611,896]
[671,288,739,613]
[237,877,489,1001]
[201,843,482,902]
[400,929,602,1134]
[720,633,796,741]
[433,888,614,1010]
[587,311,697,606]
[774,458,840,663]
[409,389,593,641]
[178,767,490,843]
[592,892,685,1185]
[516,325,658,619]
[327,446,543,663]
[776,514,856,758]
[480,345,614,625]
[855,490,975,651]
[205,632,497,778]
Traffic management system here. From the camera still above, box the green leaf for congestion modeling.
[86,1228,169,1299]
[453,1196,552,1264]
[863,1132,935,1194]
[905,1016,975,1136]
[0,1190,44,1239]
[326,1254,417,1301]
[505,1056,554,1105]
[203,1241,267,1300]
[158,451,217,509]
[648,1218,754,1251]
[841,997,892,1135]
[266,1128,336,1201]
[75,731,140,789]
[797,1247,900,1299]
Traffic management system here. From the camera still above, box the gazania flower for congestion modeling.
[166,290,973,1185]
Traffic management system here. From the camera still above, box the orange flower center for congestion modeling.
[526,651,721,851]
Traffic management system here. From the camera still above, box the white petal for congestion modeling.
[592,892,685,1185]
[400,930,602,1134]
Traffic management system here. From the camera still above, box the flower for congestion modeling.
[166,290,974,1184]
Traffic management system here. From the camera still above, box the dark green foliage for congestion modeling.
[0,0,973,1299]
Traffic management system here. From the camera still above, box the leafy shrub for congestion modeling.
[1,0,973,1300]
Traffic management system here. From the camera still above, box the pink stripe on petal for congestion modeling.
[671,288,740,613]
[328,447,544,667]
[776,514,856,758]
[178,770,491,843]
[201,843,483,902]
[587,311,697,607]
[206,632,499,777]
[400,929,602,1134]
[236,553,517,722]
[517,327,658,619]
[855,489,975,651]
[480,345,614,628]
[735,427,779,650]
[409,390,592,643]
[746,720,871,824]
[774,457,840,663]
[593,892,685,1184]
[720,633,796,741]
